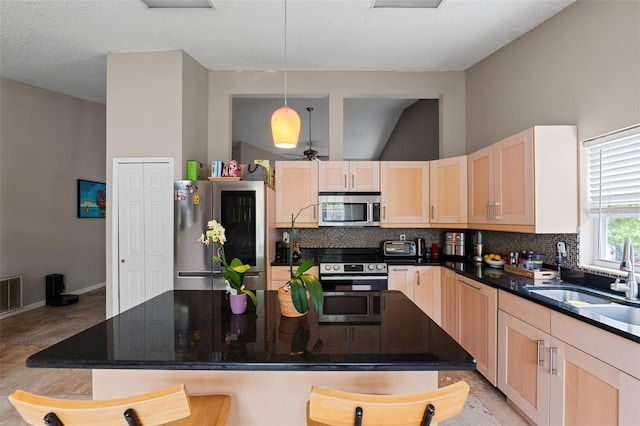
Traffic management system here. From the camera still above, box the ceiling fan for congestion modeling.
[284,107,324,161]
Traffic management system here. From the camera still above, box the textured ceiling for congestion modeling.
[0,0,575,160]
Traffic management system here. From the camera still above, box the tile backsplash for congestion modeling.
[282,227,580,269]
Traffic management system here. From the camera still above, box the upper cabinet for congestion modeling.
[380,161,430,228]
[430,155,468,226]
[468,125,577,233]
[275,161,319,228]
[318,161,380,192]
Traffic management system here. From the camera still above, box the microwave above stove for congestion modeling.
[318,193,380,227]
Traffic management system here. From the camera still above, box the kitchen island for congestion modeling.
[27,290,474,425]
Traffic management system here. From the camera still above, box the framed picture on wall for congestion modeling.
[77,179,106,218]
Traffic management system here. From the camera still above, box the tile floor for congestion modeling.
[0,288,528,425]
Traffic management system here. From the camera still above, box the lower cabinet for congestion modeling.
[497,292,551,425]
[498,289,640,425]
[440,267,458,341]
[387,265,441,325]
[456,275,497,386]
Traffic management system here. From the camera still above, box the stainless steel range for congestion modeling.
[319,261,388,291]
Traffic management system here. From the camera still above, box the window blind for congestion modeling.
[586,126,640,215]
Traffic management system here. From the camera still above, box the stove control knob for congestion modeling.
[368,264,375,270]
[324,264,331,271]
[376,264,385,270]
[333,264,340,270]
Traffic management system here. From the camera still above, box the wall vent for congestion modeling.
[0,275,23,315]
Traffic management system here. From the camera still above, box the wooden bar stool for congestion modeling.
[307,380,469,426]
[9,384,230,426]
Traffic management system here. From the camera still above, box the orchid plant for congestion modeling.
[199,220,258,306]
[285,206,323,314]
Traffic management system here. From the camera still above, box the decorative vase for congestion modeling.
[278,286,306,318]
[229,293,248,314]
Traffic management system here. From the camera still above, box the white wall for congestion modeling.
[0,78,106,307]
[105,50,208,315]
[465,0,640,151]
[209,71,466,162]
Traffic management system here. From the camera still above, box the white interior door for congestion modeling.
[116,160,172,313]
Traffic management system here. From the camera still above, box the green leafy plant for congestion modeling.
[285,205,323,314]
[199,220,258,306]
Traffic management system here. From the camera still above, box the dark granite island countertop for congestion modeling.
[27,290,474,425]
[28,290,474,371]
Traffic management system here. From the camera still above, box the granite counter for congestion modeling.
[27,289,474,425]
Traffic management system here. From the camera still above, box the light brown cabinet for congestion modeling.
[429,155,468,226]
[380,161,430,228]
[498,291,551,425]
[468,125,577,233]
[498,290,640,425]
[456,275,497,386]
[387,265,441,325]
[275,161,318,228]
[318,161,380,192]
[548,311,640,426]
[440,267,459,341]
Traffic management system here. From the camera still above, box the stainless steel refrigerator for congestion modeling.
[174,180,265,291]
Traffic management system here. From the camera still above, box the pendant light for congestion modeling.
[271,0,301,148]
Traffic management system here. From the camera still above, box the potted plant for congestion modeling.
[199,220,258,313]
[279,205,323,316]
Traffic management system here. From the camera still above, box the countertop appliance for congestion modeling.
[174,180,265,291]
[318,193,380,227]
[381,240,417,257]
[444,232,467,258]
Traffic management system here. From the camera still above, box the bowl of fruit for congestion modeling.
[483,253,506,268]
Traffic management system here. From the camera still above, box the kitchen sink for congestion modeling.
[525,287,616,306]
[579,305,640,327]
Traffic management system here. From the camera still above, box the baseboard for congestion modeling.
[0,282,105,319]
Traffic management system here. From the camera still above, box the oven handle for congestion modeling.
[320,275,388,281]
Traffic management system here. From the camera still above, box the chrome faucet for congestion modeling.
[610,238,638,300]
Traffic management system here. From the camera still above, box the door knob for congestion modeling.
[120,259,125,263]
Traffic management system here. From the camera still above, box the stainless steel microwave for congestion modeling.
[318,193,381,227]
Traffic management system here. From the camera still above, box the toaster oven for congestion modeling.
[381,240,416,257]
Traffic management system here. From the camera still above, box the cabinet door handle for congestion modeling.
[313,205,316,219]
[550,346,558,375]
[344,175,347,189]
[383,206,386,219]
[393,268,409,272]
[487,202,493,220]
[536,340,545,366]
[351,174,355,189]
[494,201,501,219]
[459,279,482,292]
[431,205,435,220]
[416,270,420,285]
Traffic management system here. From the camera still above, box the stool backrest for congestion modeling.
[9,384,192,426]
[308,380,469,426]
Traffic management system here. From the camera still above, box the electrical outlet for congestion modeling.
[400,234,406,241]
[556,241,567,257]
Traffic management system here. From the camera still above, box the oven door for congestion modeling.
[319,275,388,291]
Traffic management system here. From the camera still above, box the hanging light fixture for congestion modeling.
[271,0,301,148]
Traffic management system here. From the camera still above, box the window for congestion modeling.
[584,125,640,268]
